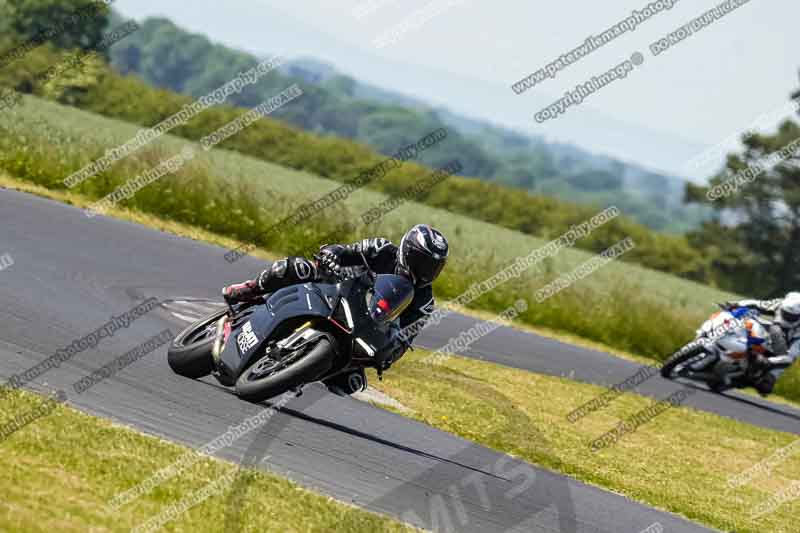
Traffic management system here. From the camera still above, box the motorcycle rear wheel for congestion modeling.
[235,338,333,403]
[167,309,226,378]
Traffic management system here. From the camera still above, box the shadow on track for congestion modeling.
[280,403,507,480]
[223,372,578,532]
[677,380,800,423]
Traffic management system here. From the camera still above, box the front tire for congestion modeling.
[235,338,333,403]
[661,342,707,379]
[167,309,227,378]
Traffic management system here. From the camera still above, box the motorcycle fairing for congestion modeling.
[217,283,338,378]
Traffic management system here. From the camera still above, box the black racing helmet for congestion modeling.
[397,224,449,287]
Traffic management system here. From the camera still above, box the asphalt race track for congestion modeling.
[5,186,788,531]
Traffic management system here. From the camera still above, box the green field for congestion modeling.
[0,98,731,317]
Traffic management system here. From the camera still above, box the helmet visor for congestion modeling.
[782,309,800,324]
[405,246,446,286]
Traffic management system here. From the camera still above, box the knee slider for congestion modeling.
[257,259,288,289]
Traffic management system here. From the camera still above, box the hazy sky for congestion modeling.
[114,0,799,179]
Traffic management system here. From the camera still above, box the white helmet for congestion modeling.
[777,292,800,328]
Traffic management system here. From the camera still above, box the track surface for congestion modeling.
[1,187,772,532]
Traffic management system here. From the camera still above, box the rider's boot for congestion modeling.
[221,258,319,306]
[746,350,770,380]
[754,372,776,396]
[752,355,793,396]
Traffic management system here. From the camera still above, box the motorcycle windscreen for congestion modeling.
[367,274,414,324]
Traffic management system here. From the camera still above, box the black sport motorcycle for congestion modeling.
[167,258,413,403]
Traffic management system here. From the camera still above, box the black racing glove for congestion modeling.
[376,340,405,371]
[376,324,412,370]
[317,246,343,277]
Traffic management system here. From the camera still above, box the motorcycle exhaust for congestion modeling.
[211,315,228,363]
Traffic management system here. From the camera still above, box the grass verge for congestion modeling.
[371,349,800,533]
[0,387,416,533]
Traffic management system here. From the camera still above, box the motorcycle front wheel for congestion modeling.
[235,338,333,403]
[660,342,708,379]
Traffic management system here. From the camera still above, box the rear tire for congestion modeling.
[235,338,333,403]
[167,309,226,379]
[661,342,707,379]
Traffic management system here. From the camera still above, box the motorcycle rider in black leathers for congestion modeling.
[722,292,800,395]
[221,224,449,395]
